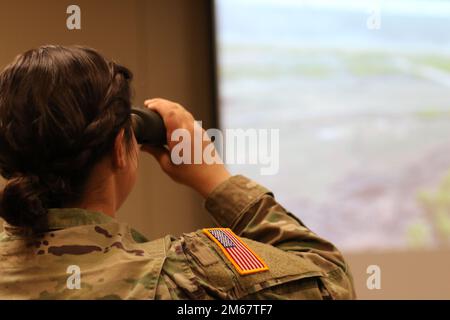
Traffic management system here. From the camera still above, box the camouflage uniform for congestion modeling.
[0,175,356,299]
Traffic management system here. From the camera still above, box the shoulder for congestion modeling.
[157,228,349,299]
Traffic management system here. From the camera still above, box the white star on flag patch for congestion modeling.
[203,228,269,275]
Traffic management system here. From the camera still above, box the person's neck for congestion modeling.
[73,176,118,218]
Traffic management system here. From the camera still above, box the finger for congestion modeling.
[144,99,179,119]
[144,98,176,109]
[144,98,163,107]
[140,144,166,158]
[140,145,172,170]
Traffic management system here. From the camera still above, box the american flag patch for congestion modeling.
[203,228,269,275]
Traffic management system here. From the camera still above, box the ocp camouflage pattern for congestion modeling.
[0,175,356,299]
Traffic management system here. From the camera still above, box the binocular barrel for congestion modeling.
[130,106,167,146]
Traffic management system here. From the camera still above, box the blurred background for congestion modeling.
[217,0,450,253]
[0,0,449,299]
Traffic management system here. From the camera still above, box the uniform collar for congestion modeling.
[2,208,114,237]
[45,207,114,229]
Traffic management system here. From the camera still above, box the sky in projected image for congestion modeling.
[215,0,450,252]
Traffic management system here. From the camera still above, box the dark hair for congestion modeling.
[0,45,134,231]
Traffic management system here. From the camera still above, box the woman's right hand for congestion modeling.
[140,98,231,198]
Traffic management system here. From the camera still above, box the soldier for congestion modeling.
[0,45,355,299]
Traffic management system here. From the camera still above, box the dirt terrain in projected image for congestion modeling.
[219,47,450,252]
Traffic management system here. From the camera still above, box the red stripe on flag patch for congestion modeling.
[203,228,269,275]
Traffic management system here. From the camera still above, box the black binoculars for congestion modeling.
[130,106,167,146]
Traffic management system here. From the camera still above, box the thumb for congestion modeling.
[140,145,172,171]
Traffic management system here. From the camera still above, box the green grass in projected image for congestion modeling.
[216,0,450,252]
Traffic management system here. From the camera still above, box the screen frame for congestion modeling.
[207,0,220,130]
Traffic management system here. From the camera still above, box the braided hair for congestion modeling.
[0,45,134,231]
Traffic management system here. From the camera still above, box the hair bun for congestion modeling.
[0,45,134,231]
[0,175,48,228]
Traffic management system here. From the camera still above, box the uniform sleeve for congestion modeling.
[204,175,356,299]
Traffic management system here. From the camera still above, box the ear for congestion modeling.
[112,128,127,170]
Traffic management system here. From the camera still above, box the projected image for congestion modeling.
[215,0,450,251]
